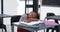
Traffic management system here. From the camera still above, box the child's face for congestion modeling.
[25,12,39,23]
[27,12,37,18]
[27,12,39,22]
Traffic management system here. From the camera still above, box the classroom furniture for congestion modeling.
[0,18,7,32]
[11,15,21,32]
[12,21,59,32]
[46,13,59,32]
[46,15,60,32]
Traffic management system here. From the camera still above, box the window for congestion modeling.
[17,0,40,15]
[17,0,33,15]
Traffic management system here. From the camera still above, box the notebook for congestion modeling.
[19,20,43,25]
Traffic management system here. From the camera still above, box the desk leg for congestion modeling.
[32,31,38,32]
[35,31,38,32]
[58,25,60,32]
[44,29,45,32]
[12,25,14,32]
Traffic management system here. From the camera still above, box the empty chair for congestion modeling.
[0,18,7,32]
[46,13,59,32]
[47,13,58,23]
[11,15,21,32]
[11,15,21,25]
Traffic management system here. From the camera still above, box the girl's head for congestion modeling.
[27,11,40,19]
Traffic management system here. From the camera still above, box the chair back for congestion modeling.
[47,13,55,17]
[0,18,3,25]
[11,15,21,25]
[46,13,58,24]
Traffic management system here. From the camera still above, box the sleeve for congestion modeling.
[19,16,24,22]
[19,14,27,22]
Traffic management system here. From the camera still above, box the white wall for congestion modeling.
[40,6,60,20]
[0,0,1,14]
[4,0,17,15]
[3,0,17,25]
[17,0,25,15]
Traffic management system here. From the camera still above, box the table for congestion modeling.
[0,14,21,18]
[46,15,60,32]
[0,14,21,24]
[12,22,59,32]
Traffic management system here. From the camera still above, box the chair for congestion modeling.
[0,18,7,32]
[11,15,21,25]
[11,15,21,32]
[46,13,59,32]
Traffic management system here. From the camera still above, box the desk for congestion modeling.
[0,14,20,18]
[46,15,60,32]
[12,22,58,32]
[0,14,21,24]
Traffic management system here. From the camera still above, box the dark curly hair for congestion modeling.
[34,12,40,19]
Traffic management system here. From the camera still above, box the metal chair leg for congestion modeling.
[44,29,45,32]
[32,31,36,32]
[35,31,38,32]
[12,25,14,32]
[2,29,3,32]
[33,30,38,32]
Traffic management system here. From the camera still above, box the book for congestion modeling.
[19,20,43,25]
